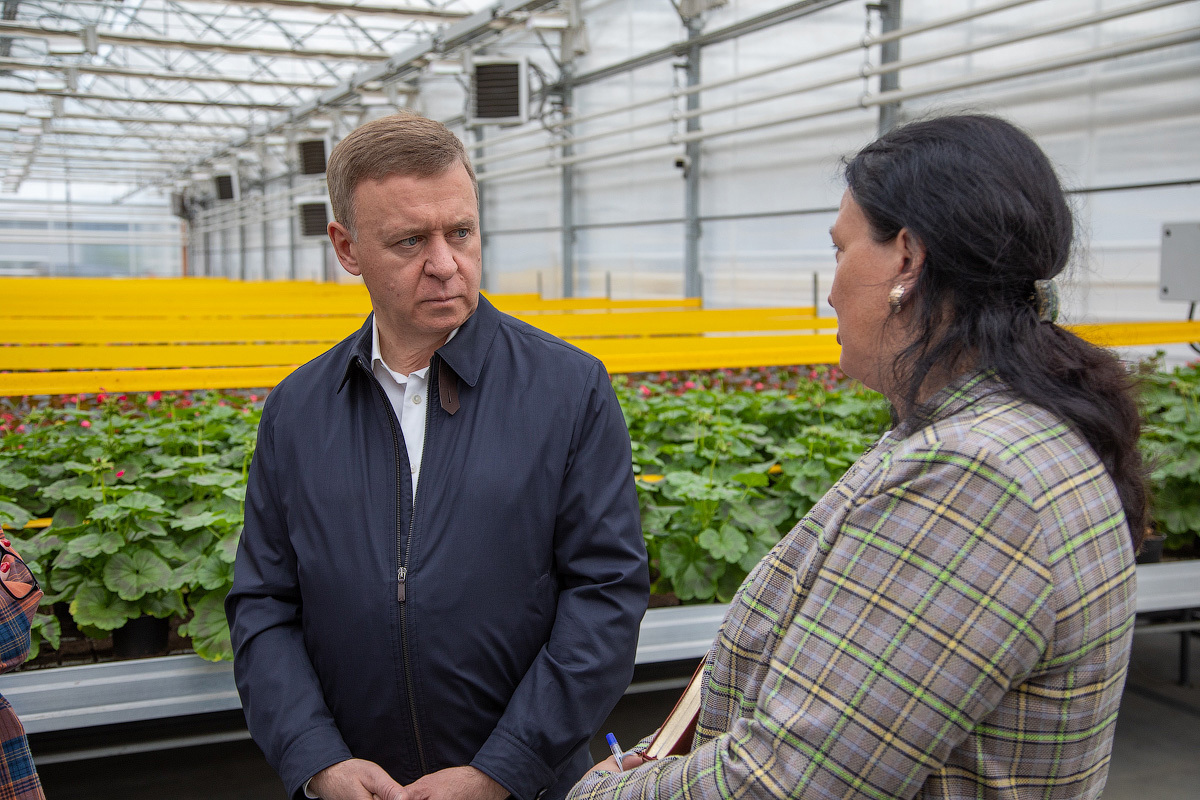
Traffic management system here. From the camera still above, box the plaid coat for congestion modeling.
[570,372,1136,800]
[0,554,45,800]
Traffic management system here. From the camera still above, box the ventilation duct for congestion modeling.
[470,57,527,126]
[298,138,328,175]
[297,201,330,238]
[214,174,237,201]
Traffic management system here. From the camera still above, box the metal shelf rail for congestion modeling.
[1,562,1195,755]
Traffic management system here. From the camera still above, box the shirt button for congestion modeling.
[412,394,422,405]
[410,464,417,474]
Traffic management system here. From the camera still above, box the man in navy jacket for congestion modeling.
[225,112,649,800]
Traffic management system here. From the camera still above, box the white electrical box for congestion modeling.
[1161,221,1200,303]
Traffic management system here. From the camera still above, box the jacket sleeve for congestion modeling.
[566,439,1056,800]
[225,400,354,800]
[471,361,650,800]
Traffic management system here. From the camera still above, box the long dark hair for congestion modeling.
[844,114,1146,548]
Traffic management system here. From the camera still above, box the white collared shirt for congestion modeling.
[370,318,458,501]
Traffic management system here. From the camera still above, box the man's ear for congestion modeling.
[895,226,926,292]
[328,221,361,277]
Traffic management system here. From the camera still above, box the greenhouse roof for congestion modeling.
[0,0,548,198]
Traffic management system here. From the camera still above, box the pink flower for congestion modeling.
[15,444,22,450]
[150,391,163,402]
[80,420,91,428]
[249,394,259,402]
[755,382,764,391]
[115,470,126,478]
[15,424,25,433]
[683,380,696,390]
[97,393,107,403]
[639,385,652,397]
[808,369,819,380]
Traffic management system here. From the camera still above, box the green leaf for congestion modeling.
[140,591,187,619]
[215,531,241,563]
[179,590,233,662]
[32,612,61,652]
[103,549,173,601]
[698,525,749,563]
[732,471,770,488]
[196,553,235,590]
[89,503,130,522]
[67,529,124,558]
[222,486,247,503]
[117,491,168,513]
[188,471,239,488]
[70,585,137,630]
[0,470,33,492]
[0,500,32,530]
[50,505,86,531]
[172,511,221,531]
[135,518,169,538]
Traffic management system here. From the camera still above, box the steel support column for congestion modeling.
[876,0,902,133]
[561,68,576,298]
[683,18,703,300]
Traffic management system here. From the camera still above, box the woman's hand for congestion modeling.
[586,751,647,776]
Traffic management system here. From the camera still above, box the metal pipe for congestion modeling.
[474,0,1189,170]
[682,18,703,300]
[198,0,467,21]
[0,19,390,61]
[0,85,288,110]
[0,56,339,89]
[877,0,902,134]
[560,68,576,298]
[471,0,1043,154]
[478,25,1200,183]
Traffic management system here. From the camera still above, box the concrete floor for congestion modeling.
[34,634,1199,799]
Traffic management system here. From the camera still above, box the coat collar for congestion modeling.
[895,369,1006,438]
[337,293,500,393]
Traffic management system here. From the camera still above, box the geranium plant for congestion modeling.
[1,392,259,661]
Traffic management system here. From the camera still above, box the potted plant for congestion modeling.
[0,392,258,661]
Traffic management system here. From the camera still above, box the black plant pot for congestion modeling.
[112,616,170,659]
[53,601,82,639]
[1136,534,1165,565]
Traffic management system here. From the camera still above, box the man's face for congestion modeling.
[331,164,481,345]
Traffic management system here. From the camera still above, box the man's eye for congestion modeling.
[398,236,420,247]
[451,229,471,239]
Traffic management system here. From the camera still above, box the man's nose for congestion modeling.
[424,236,459,280]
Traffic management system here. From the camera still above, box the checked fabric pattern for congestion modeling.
[569,371,1136,800]
[0,554,45,800]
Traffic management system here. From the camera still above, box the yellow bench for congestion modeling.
[3,278,1198,396]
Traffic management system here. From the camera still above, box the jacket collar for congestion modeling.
[895,369,1006,438]
[337,293,500,392]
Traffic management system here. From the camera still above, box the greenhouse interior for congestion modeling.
[0,0,1198,798]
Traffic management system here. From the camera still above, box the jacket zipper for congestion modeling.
[361,357,429,774]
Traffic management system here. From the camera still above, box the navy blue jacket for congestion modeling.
[226,296,649,800]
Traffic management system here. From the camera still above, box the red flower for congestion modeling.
[755,382,764,391]
[115,470,126,478]
[118,395,127,402]
[683,380,696,390]
[249,394,259,403]
[639,385,652,397]
[97,393,107,403]
[80,420,91,428]
[150,391,163,402]
[808,369,819,380]
[15,424,25,433]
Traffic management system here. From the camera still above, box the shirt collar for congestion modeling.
[370,315,459,380]
[340,293,501,392]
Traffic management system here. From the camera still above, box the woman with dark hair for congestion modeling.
[568,114,1143,800]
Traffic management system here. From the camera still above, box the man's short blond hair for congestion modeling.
[326,111,478,238]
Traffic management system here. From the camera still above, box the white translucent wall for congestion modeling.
[465,0,1200,336]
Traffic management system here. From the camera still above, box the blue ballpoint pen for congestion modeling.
[605,732,625,772]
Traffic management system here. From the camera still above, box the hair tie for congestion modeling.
[1033,279,1059,323]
